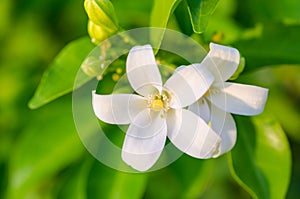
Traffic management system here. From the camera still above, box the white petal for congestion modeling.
[197,43,240,82]
[167,109,221,159]
[126,109,166,139]
[188,98,211,123]
[164,64,214,108]
[209,105,236,157]
[126,45,162,96]
[122,117,167,171]
[92,91,147,124]
[207,82,268,115]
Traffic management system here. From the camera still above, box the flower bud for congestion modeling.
[84,0,119,34]
[88,20,107,44]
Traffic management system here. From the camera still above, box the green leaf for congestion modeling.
[235,0,300,25]
[57,158,93,199]
[145,168,180,199]
[87,162,147,199]
[150,0,182,50]
[7,95,85,199]
[150,0,182,29]
[238,65,300,142]
[235,23,300,72]
[28,37,95,109]
[171,155,215,198]
[145,155,215,199]
[202,0,242,44]
[112,0,152,28]
[186,0,219,33]
[229,113,291,199]
[174,0,193,35]
[266,90,300,142]
[252,114,292,199]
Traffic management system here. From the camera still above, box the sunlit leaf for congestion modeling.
[186,0,219,33]
[7,95,84,199]
[87,162,147,199]
[229,113,291,199]
[28,37,95,109]
[252,113,291,199]
[150,0,182,50]
[235,23,300,72]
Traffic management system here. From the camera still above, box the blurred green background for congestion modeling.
[0,0,300,198]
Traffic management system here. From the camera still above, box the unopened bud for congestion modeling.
[88,20,107,44]
[84,0,119,34]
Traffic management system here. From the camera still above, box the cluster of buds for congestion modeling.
[84,0,119,44]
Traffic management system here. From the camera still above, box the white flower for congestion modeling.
[92,45,221,171]
[187,43,268,157]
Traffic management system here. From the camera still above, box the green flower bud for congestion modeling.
[88,20,107,44]
[84,0,119,34]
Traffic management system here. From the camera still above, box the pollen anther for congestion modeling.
[147,93,170,112]
[151,99,164,111]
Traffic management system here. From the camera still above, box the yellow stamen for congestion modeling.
[147,93,170,112]
[204,89,210,97]
[208,121,212,127]
[150,99,164,111]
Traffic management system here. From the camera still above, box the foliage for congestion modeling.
[28,37,94,109]
[0,0,299,198]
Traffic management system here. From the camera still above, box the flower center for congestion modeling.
[150,99,164,111]
[147,93,170,112]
